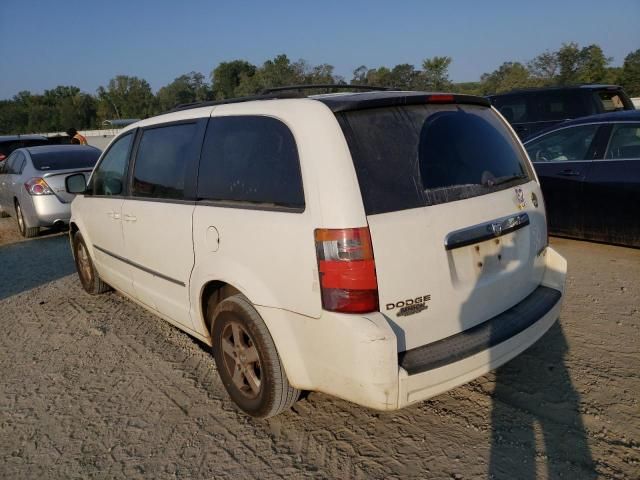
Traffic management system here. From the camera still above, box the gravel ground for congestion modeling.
[0,215,638,479]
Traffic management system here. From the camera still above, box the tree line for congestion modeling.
[1,43,638,135]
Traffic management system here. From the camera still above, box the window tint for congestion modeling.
[606,124,640,159]
[525,125,599,162]
[31,148,100,171]
[91,133,133,196]
[531,91,588,121]
[492,95,528,123]
[197,116,304,208]
[132,123,199,200]
[337,104,530,215]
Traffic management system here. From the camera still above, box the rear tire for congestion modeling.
[15,202,39,238]
[73,232,110,294]
[210,294,300,418]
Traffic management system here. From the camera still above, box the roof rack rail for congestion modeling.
[260,84,392,94]
[168,91,303,113]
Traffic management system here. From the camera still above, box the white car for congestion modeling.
[66,88,567,418]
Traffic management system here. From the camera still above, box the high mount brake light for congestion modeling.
[315,227,379,314]
[427,94,455,103]
[25,177,53,196]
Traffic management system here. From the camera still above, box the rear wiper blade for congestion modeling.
[484,174,528,187]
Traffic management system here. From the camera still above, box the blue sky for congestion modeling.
[0,0,638,99]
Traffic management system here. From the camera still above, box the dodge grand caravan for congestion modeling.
[66,88,567,418]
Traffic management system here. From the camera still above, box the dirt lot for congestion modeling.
[0,216,638,479]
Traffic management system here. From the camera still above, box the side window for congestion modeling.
[197,116,304,209]
[0,152,17,174]
[532,91,587,121]
[525,125,599,162]
[15,152,26,174]
[598,91,628,112]
[91,133,133,196]
[606,124,640,159]
[132,122,199,200]
[7,152,25,174]
[493,95,528,123]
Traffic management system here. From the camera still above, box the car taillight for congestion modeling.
[25,177,53,196]
[0,154,6,162]
[314,227,379,314]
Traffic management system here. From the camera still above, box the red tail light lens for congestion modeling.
[427,94,455,103]
[0,154,6,162]
[315,227,379,313]
[25,177,54,196]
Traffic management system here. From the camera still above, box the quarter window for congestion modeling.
[132,123,199,200]
[7,152,26,174]
[91,132,133,196]
[197,116,304,209]
[606,124,640,159]
[525,125,599,162]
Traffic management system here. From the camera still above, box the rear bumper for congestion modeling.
[258,246,567,411]
[23,195,71,227]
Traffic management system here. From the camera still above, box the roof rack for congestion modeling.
[261,84,391,94]
[167,85,392,113]
[169,91,302,113]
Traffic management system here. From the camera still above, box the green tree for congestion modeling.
[556,42,611,85]
[97,75,156,121]
[620,49,640,96]
[576,44,611,83]
[157,72,210,110]
[528,50,559,85]
[481,62,535,94]
[420,56,452,90]
[211,60,256,99]
[390,64,419,89]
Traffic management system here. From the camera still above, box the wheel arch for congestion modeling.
[198,280,243,339]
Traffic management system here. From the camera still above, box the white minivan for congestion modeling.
[66,88,567,418]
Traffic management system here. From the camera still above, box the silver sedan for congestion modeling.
[0,145,100,237]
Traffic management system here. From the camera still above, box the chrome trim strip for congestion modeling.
[445,212,530,250]
[93,244,185,287]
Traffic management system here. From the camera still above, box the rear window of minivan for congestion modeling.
[336,104,531,215]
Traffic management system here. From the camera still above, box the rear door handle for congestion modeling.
[557,169,581,177]
[123,214,137,222]
[107,211,121,220]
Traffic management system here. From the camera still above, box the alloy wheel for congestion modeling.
[220,321,262,399]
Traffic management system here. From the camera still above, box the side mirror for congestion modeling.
[66,173,87,194]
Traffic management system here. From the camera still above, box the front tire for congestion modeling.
[15,202,39,238]
[73,232,110,294]
[211,294,300,418]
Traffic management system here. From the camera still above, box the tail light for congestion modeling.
[314,227,379,313]
[25,178,53,196]
[0,154,6,162]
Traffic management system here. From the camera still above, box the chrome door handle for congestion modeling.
[123,214,137,222]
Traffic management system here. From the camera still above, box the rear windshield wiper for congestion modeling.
[484,174,528,187]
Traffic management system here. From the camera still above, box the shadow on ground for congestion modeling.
[0,234,74,300]
[489,321,596,479]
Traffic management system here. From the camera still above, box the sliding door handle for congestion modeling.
[123,214,137,222]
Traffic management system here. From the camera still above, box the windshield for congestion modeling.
[336,104,532,215]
